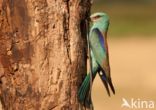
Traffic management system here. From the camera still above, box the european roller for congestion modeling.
[78,12,115,107]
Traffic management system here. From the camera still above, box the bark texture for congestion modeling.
[0,0,91,109]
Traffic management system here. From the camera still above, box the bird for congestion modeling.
[78,12,115,107]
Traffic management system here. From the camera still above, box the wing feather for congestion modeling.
[89,28,107,67]
[89,28,115,95]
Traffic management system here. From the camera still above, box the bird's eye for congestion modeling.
[94,15,101,19]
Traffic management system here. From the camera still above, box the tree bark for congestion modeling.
[0,0,91,109]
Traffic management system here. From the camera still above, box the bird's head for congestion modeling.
[90,12,109,32]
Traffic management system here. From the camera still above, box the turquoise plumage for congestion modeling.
[78,12,115,107]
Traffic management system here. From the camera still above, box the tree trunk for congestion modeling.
[0,0,91,109]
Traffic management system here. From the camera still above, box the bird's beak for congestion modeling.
[90,16,93,22]
[87,17,91,22]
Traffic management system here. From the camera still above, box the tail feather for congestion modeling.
[78,63,115,107]
[108,77,115,94]
[84,95,94,109]
[78,74,90,102]
[78,73,96,108]
[78,65,99,104]
[98,68,115,95]
[98,72,110,96]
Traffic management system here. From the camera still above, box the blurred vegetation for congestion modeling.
[92,0,156,37]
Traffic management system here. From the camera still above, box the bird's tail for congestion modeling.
[78,70,97,107]
[108,77,115,94]
[78,73,93,102]
[98,69,115,96]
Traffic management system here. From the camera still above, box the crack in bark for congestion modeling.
[63,1,71,64]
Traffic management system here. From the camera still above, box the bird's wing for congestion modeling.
[89,28,115,94]
[89,28,108,74]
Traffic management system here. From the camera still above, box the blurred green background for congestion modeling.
[91,0,156,110]
[92,0,156,37]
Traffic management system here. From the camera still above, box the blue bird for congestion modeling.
[78,12,115,107]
